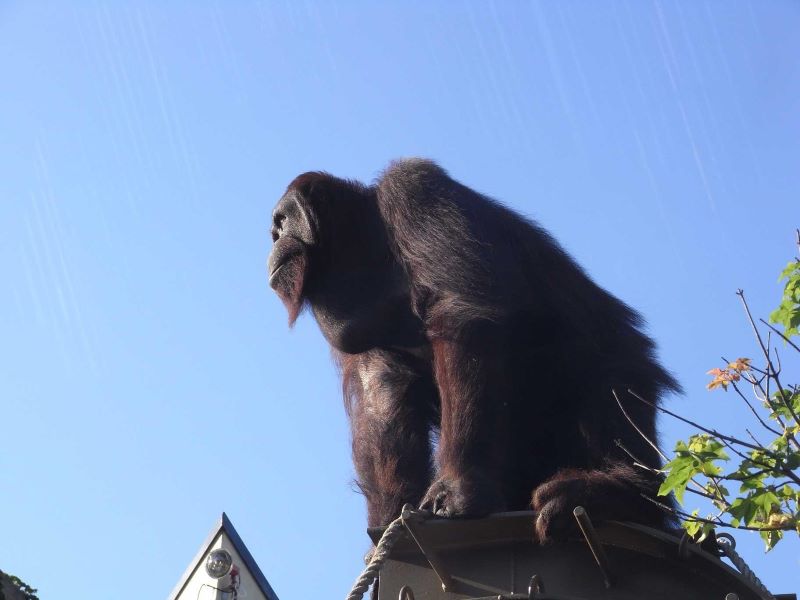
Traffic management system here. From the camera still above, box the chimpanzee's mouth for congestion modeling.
[268,262,285,286]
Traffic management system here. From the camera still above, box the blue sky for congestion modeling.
[1,1,798,597]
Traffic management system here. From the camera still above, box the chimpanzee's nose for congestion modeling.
[271,212,286,242]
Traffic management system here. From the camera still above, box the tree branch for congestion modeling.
[759,318,800,353]
[625,388,800,486]
[613,389,669,461]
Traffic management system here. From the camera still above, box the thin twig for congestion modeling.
[772,339,783,376]
[721,355,769,378]
[685,486,719,501]
[614,438,715,500]
[715,438,791,483]
[759,318,800,353]
[626,389,800,486]
[721,467,775,482]
[641,494,722,526]
[614,439,659,473]
[737,290,771,370]
[739,290,800,437]
[771,480,797,489]
[640,494,796,532]
[716,437,771,472]
[627,389,767,453]
[707,475,731,510]
[741,370,767,387]
[731,381,781,436]
[613,389,668,461]
[744,428,765,448]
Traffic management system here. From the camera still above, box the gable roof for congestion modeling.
[168,512,280,600]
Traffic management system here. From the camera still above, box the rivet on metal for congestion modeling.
[398,585,415,600]
[528,574,545,598]
[678,531,693,560]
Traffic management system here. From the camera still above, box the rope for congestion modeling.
[346,515,407,600]
[716,533,776,600]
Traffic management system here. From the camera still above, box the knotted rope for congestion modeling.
[345,511,409,600]
[716,533,776,600]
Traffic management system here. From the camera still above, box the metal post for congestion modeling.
[573,506,615,589]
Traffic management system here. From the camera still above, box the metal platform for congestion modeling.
[367,510,795,600]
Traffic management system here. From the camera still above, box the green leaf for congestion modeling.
[658,459,696,504]
[751,490,780,514]
[729,497,757,524]
[778,260,800,281]
[759,529,783,551]
[680,510,715,543]
[739,476,766,492]
[683,517,702,539]
[784,453,800,470]
[700,461,722,476]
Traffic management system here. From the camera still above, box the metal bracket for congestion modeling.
[398,585,415,600]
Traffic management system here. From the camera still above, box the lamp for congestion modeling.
[205,548,233,579]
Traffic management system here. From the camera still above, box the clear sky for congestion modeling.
[1,2,798,598]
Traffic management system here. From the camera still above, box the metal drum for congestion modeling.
[367,509,794,600]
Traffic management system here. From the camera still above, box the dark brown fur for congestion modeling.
[268,159,679,539]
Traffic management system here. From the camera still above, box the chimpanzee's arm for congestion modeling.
[341,349,438,527]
